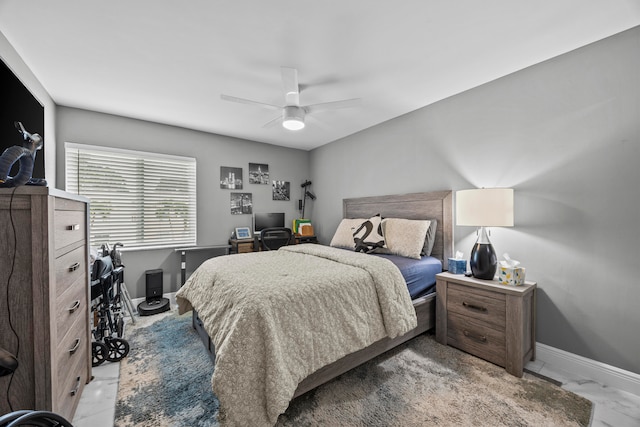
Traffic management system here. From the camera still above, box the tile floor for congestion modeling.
[526,359,640,427]
[73,313,640,427]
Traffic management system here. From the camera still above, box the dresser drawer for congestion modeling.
[55,245,87,298]
[56,315,88,395]
[54,209,86,253]
[447,283,506,329]
[55,278,87,342]
[55,334,88,421]
[447,312,506,367]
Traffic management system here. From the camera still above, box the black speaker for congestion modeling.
[138,269,170,316]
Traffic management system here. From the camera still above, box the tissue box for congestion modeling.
[498,266,526,286]
[448,258,467,274]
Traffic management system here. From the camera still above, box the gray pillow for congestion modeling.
[422,219,438,256]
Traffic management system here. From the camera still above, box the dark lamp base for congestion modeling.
[470,242,497,280]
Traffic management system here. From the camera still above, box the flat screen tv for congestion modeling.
[253,212,285,235]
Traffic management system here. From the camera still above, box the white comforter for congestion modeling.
[176,244,417,426]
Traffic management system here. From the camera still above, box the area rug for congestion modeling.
[114,311,593,426]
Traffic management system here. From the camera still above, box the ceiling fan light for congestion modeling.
[282,106,305,130]
[283,118,305,130]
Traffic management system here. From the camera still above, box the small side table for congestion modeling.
[174,245,230,285]
[295,234,318,244]
[435,272,537,377]
[229,238,255,254]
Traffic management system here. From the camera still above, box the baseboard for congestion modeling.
[536,342,640,397]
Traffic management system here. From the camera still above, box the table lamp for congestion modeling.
[456,188,514,279]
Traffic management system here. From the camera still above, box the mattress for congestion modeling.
[372,253,442,298]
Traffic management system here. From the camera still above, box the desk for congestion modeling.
[174,245,230,285]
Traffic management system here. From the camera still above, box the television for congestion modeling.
[253,212,285,235]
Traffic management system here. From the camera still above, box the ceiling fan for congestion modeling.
[221,67,361,131]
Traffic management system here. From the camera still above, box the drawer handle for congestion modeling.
[67,224,80,231]
[68,300,81,313]
[69,262,80,272]
[462,301,487,312]
[463,329,487,343]
[69,338,81,355]
[70,376,81,396]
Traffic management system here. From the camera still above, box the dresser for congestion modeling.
[435,272,536,377]
[0,187,91,420]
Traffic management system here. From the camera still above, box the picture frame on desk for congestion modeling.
[235,227,252,240]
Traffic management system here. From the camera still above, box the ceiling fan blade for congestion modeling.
[306,115,328,130]
[304,98,362,114]
[262,114,283,128]
[281,67,300,106]
[220,94,281,111]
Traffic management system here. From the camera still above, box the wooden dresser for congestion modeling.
[435,272,536,377]
[0,187,91,420]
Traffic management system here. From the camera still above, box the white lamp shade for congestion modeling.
[456,188,514,227]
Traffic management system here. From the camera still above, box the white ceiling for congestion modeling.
[1,1,639,151]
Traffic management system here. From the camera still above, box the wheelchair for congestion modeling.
[90,243,133,367]
[0,410,73,427]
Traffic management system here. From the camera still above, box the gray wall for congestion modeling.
[56,107,310,298]
[0,30,57,186]
[310,26,640,374]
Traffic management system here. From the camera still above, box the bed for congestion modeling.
[177,190,453,426]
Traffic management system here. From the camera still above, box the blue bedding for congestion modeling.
[372,253,442,299]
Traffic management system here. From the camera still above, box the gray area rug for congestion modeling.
[115,311,593,426]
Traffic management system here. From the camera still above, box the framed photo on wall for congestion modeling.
[272,180,290,201]
[220,166,243,189]
[249,163,269,184]
[230,192,252,214]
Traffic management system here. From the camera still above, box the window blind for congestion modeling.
[65,143,196,249]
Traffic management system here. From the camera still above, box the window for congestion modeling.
[66,143,196,249]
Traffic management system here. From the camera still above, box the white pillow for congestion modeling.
[330,218,366,249]
[382,218,431,259]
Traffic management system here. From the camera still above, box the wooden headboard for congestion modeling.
[343,190,453,269]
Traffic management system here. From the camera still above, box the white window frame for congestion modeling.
[65,142,197,250]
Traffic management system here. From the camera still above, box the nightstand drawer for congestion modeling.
[447,283,505,329]
[447,312,505,367]
[237,242,254,253]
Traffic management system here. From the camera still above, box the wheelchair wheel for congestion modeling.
[105,337,130,362]
[92,342,109,367]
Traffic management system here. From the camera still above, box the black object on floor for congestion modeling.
[138,269,170,316]
[138,298,170,316]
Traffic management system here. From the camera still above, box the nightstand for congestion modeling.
[229,238,255,254]
[435,272,536,377]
